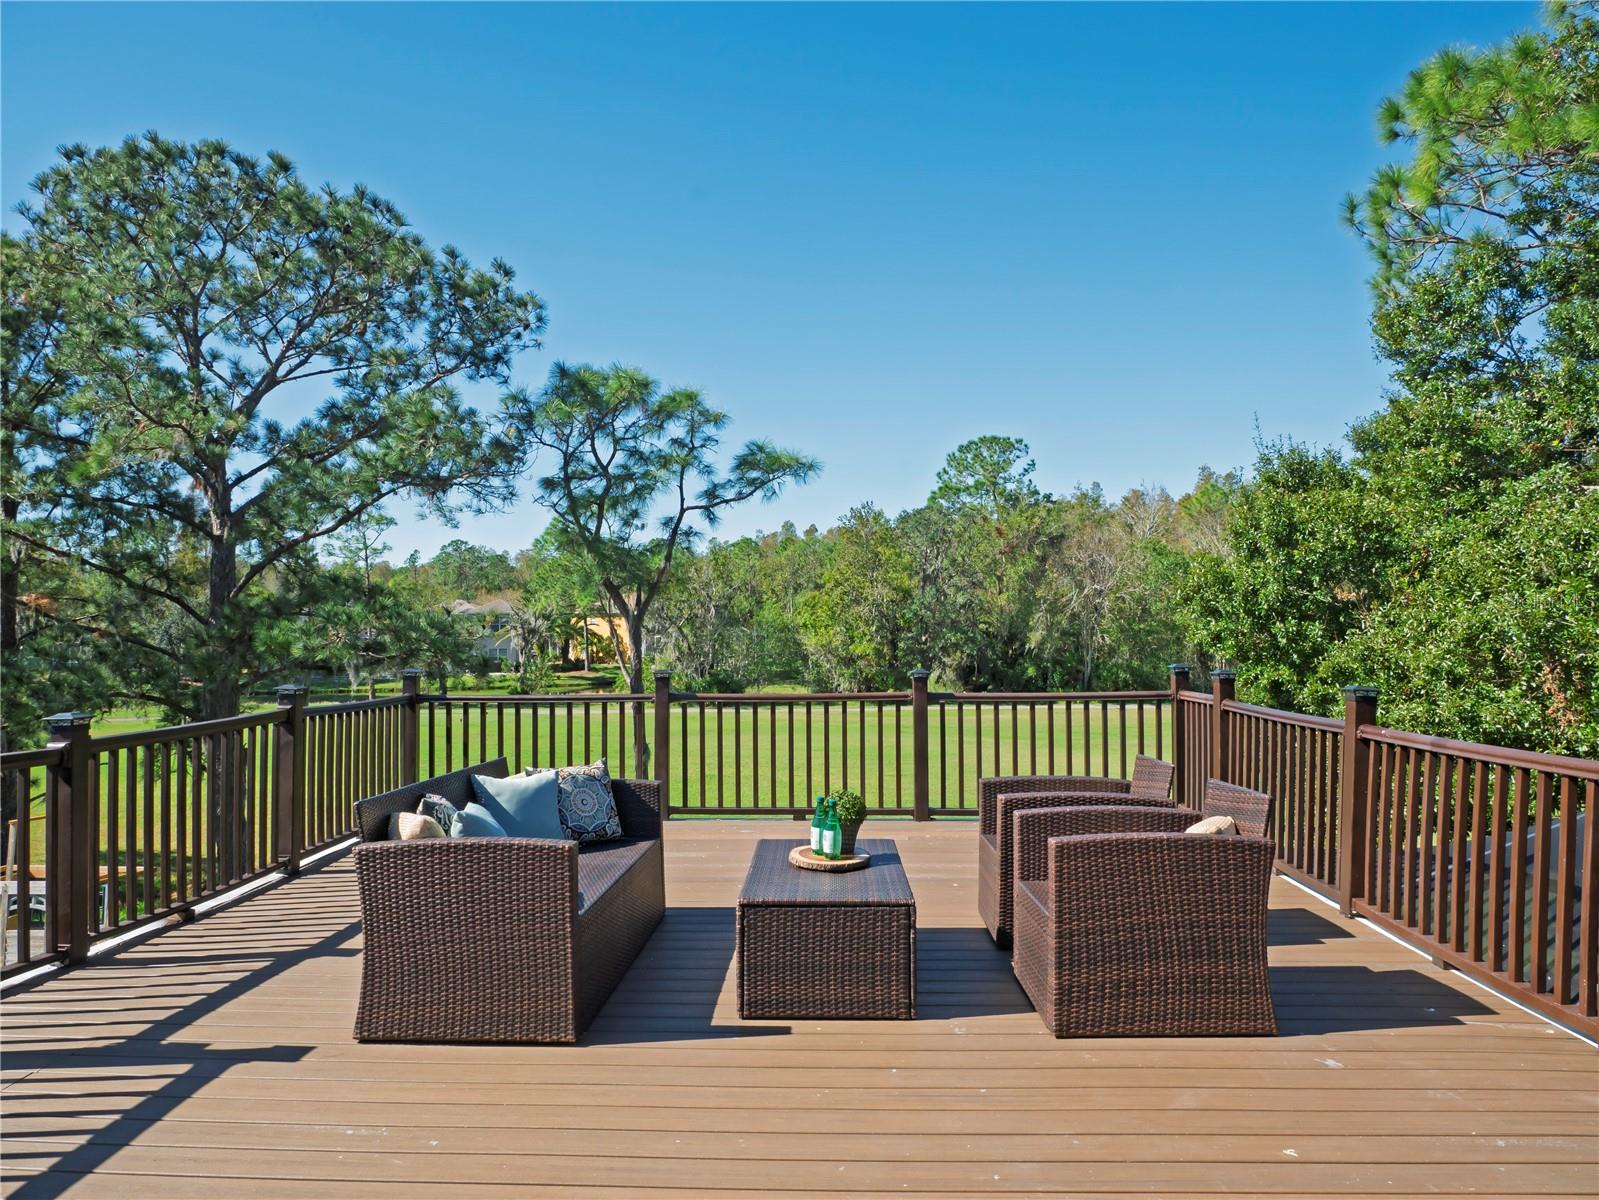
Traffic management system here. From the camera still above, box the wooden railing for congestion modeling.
[8,662,1592,1038]
[1175,675,1597,1038]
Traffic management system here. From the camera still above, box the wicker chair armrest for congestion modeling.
[355,836,578,918]
[612,778,662,840]
[978,775,1130,835]
[1013,805,1196,883]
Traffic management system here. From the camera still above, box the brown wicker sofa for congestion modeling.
[978,755,1176,948]
[1009,780,1277,1038]
[350,759,665,1044]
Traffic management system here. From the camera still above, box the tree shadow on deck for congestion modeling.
[0,858,360,1199]
[1270,964,1497,1034]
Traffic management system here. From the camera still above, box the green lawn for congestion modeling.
[10,695,1169,930]
[420,696,1172,812]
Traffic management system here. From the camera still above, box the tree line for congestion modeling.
[3,4,1595,757]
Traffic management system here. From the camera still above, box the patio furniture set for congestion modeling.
[350,754,1276,1042]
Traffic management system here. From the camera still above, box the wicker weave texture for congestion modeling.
[1011,804,1196,886]
[981,783,1168,950]
[1013,830,1277,1038]
[353,773,664,1044]
[1201,779,1274,839]
[736,839,915,1020]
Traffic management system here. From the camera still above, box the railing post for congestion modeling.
[274,685,308,876]
[910,669,931,821]
[400,668,422,786]
[44,712,93,963]
[1210,670,1235,790]
[1168,664,1190,808]
[1337,686,1379,917]
[653,670,672,815]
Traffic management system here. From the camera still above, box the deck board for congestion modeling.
[2,820,1594,1197]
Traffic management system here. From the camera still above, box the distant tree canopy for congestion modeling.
[1186,2,1599,755]
[502,362,819,694]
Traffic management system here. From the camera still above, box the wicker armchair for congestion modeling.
[1009,791,1277,1038]
[978,754,1175,948]
[351,761,664,1044]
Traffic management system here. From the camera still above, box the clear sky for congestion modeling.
[2,1,1540,561]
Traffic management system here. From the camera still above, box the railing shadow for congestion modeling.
[1270,964,1497,1034]
[2,855,361,1199]
[916,926,1033,1018]
[1268,906,1355,946]
[586,905,790,1044]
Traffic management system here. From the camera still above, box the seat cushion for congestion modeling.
[470,769,564,840]
[575,837,653,913]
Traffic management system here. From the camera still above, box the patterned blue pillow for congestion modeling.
[556,760,623,843]
[415,793,458,830]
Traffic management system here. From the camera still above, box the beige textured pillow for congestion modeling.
[1185,814,1239,836]
[389,811,447,841]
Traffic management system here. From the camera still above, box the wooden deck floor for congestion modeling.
[1,820,1594,1198]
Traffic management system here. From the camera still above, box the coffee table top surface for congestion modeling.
[738,838,914,907]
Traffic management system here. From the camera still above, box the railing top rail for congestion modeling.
[948,690,1170,702]
[0,746,65,770]
[1360,724,1599,781]
[1223,700,1342,733]
[91,708,287,753]
[424,692,650,704]
[304,696,410,717]
[677,690,913,703]
[1177,690,1214,705]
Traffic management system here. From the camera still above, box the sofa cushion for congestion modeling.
[1185,814,1240,836]
[469,769,564,840]
[448,804,510,838]
[557,760,624,844]
[575,837,653,913]
[389,811,447,841]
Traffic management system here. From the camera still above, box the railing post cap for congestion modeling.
[400,668,423,679]
[1212,669,1236,681]
[1168,663,1190,673]
[909,668,930,680]
[275,684,309,702]
[653,669,672,680]
[44,711,92,732]
[1343,686,1380,700]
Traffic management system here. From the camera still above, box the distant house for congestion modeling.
[446,598,520,667]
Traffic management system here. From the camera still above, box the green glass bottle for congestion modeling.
[810,799,826,855]
[820,798,844,859]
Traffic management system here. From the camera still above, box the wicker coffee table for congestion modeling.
[736,838,916,1020]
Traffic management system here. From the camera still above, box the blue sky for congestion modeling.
[2,1,1539,561]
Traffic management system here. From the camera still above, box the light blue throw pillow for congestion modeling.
[448,803,509,839]
[468,769,565,840]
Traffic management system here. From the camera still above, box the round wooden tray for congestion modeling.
[788,845,871,872]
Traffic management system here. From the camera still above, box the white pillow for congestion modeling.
[389,811,448,841]
[1185,814,1239,836]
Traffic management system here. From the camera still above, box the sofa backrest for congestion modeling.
[353,758,510,842]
